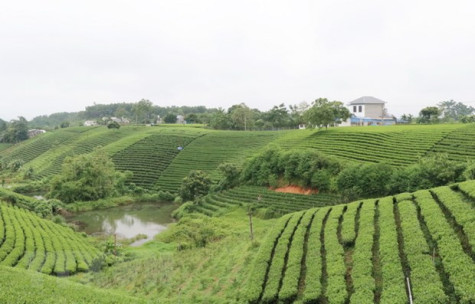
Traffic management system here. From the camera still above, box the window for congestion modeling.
[358,105,362,113]
[353,106,357,112]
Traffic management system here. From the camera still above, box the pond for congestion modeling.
[68,202,177,246]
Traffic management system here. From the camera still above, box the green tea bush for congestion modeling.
[156,214,229,250]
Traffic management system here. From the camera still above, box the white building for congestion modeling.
[84,120,98,127]
[340,96,396,126]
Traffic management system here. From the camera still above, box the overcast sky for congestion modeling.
[1,0,474,120]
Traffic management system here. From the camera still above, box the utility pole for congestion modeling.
[248,205,254,241]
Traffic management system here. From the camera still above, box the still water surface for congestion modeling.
[69,203,176,246]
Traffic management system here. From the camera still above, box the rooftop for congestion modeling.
[348,96,386,105]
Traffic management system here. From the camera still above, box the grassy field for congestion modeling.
[72,209,275,303]
[0,266,147,304]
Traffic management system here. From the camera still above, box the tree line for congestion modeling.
[2,98,474,144]
[402,100,475,124]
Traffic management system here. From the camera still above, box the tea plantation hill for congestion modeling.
[1,124,475,192]
[0,123,474,303]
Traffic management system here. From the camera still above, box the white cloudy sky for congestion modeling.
[1,0,474,120]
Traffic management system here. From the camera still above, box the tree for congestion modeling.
[229,103,254,130]
[185,113,201,124]
[418,106,440,124]
[60,121,70,128]
[216,162,241,190]
[48,148,130,203]
[438,100,475,121]
[303,98,350,129]
[2,117,28,143]
[107,121,120,129]
[0,119,7,132]
[209,108,231,129]
[164,113,177,123]
[264,103,290,128]
[133,99,153,124]
[179,170,212,201]
[289,101,309,126]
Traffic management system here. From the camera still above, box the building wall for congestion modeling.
[350,104,365,118]
[364,104,385,119]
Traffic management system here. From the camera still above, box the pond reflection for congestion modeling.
[68,203,176,246]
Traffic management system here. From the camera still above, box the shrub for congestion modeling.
[179,170,212,201]
[157,214,229,250]
[215,162,241,191]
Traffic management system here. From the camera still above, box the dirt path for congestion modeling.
[271,185,318,195]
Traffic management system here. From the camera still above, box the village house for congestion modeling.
[176,115,185,124]
[27,129,46,138]
[340,96,396,126]
[84,120,98,127]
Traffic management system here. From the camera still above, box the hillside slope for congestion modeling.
[1,124,474,192]
[246,180,475,303]
[273,124,471,166]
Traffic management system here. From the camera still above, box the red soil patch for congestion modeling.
[270,185,318,195]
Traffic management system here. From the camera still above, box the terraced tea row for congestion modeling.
[112,133,203,188]
[33,128,139,178]
[431,124,475,162]
[274,124,469,166]
[195,186,341,216]
[157,131,281,192]
[246,180,475,303]
[0,127,93,165]
[0,202,100,275]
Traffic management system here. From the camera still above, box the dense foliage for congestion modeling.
[48,148,130,203]
[241,148,342,189]
[0,117,28,143]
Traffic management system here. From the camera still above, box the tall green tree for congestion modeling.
[303,98,350,129]
[289,101,309,126]
[418,106,440,124]
[209,108,231,129]
[164,113,177,123]
[438,100,475,121]
[264,103,290,128]
[133,99,153,124]
[48,148,130,203]
[2,117,29,143]
[229,103,254,130]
